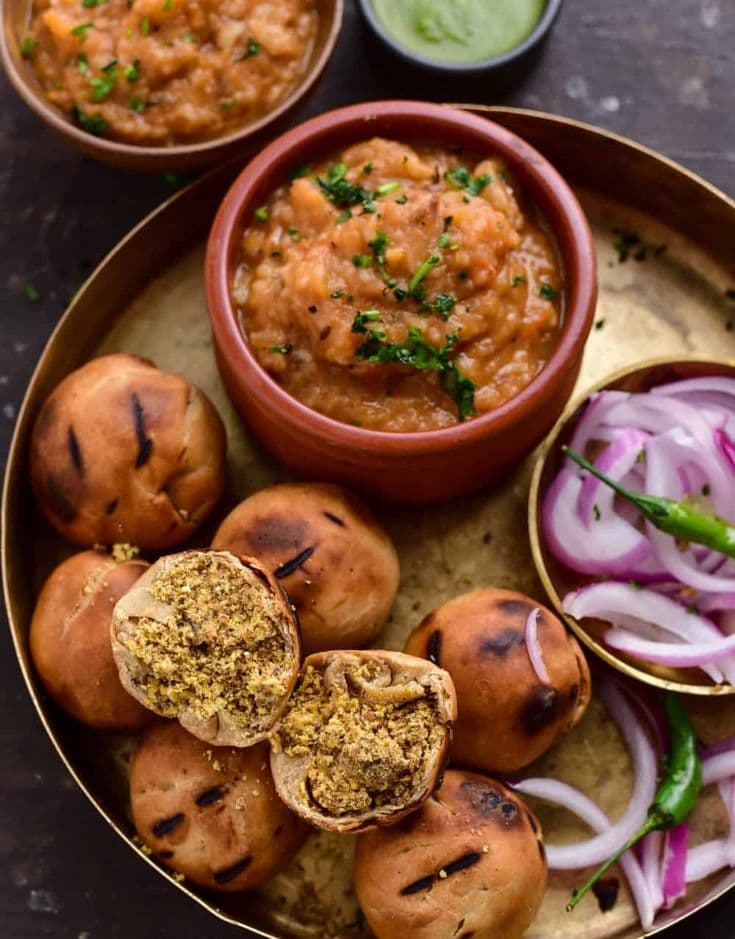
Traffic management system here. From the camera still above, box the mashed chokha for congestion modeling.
[232,138,563,432]
[23,0,317,144]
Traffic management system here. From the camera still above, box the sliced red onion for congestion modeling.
[702,752,735,787]
[686,839,731,883]
[661,823,688,909]
[542,468,651,576]
[651,376,735,401]
[563,582,729,682]
[605,628,735,667]
[517,682,658,870]
[701,735,735,760]
[525,608,550,684]
[568,390,631,452]
[699,594,735,614]
[513,777,654,928]
[641,831,664,911]
[577,428,649,525]
[715,427,735,474]
[604,394,718,443]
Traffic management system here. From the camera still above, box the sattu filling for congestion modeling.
[276,662,443,816]
[120,554,292,730]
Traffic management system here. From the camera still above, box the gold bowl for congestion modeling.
[529,355,735,696]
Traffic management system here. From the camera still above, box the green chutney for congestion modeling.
[370,0,546,64]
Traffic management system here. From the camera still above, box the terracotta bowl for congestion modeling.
[205,100,597,503]
[0,0,343,172]
[529,356,735,696]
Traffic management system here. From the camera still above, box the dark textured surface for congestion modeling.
[1,0,733,936]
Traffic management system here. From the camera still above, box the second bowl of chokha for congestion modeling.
[270,650,457,833]
[206,100,597,502]
[211,482,399,653]
[405,588,591,773]
[3,0,343,170]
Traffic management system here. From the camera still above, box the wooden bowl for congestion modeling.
[529,356,735,696]
[0,0,343,172]
[205,100,598,503]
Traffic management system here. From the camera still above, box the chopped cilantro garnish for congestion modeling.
[140,16,150,35]
[268,344,292,355]
[445,166,491,198]
[438,233,452,249]
[423,293,456,320]
[20,36,37,58]
[82,0,107,7]
[336,209,352,224]
[289,163,311,180]
[593,504,601,521]
[130,96,147,113]
[511,275,526,287]
[613,228,641,263]
[76,53,89,75]
[352,254,372,268]
[409,253,440,298]
[539,283,559,301]
[368,230,391,283]
[362,162,373,174]
[351,310,381,333]
[72,103,107,135]
[330,289,345,299]
[443,216,453,231]
[163,0,173,10]
[393,287,407,302]
[236,37,262,61]
[317,163,373,209]
[395,194,408,205]
[90,60,118,101]
[375,181,400,196]
[70,21,94,38]
[287,226,301,242]
[23,281,40,302]
[356,327,475,420]
[124,59,141,81]
[254,206,269,222]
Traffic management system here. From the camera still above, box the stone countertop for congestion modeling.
[0,0,733,935]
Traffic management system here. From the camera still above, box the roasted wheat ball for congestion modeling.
[270,650,457,833]
[404,589,591,774]
[130,722,308,891]
[111,550,301,747]
[355,769,547,939]
[211,482,400,653]
[29,353,226,551]
[29,549,152,731]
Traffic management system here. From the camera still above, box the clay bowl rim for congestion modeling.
[205,99,597,456]
[528,354,735,697]
[355,0,563,75]
[0,0,344,169]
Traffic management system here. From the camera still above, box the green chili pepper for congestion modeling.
[563,446,735,557]
[568,693,701,910]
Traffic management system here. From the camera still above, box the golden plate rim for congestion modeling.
[3,106,735,938]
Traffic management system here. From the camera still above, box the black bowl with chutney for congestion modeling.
[356,0,562,87]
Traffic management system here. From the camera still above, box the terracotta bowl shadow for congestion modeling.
[205,100,598,503]
[529,356,735,696]
[0,0,343,172]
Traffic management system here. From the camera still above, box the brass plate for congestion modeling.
[3,107,735,938]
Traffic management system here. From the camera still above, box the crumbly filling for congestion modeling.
[120,554,291,729]
[277,663,443,816]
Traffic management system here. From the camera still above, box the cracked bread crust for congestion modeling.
[270,650,457,834]
[111,550,301,747]
[29,353,226,551]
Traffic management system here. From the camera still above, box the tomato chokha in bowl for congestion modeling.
[206,102,596,502]
[233,138,562,432]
